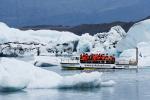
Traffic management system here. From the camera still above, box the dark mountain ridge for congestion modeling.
[20,16,150,36]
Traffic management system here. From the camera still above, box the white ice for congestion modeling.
[117,19,150,52]
[118,42,150,67]
[0,22,79,44]
[33,56,61,67]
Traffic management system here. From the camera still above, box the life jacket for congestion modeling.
[80,54,83,60]
[112,56,115,62]
[105,56,108,61]
[82,54,86,61]
[99,56,102,60]
[93,54,97,62]
[101,55,105,60]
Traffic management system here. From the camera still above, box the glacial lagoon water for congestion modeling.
[1,66,150,100]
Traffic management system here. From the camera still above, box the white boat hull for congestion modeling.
[80,63,116,69]
[61,63,117,69]
[60,63,80,69]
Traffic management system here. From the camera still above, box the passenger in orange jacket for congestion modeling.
[83,54,88,63]
[92,54,96,63]
[80,54,84,63]
[80,54,87,63]
[112,56,115,64]
[99,55,102,60]
[101,54,105,60]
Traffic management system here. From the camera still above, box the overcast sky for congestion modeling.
[0,0,150,27]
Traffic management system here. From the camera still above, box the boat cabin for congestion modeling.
[80,53,115,64]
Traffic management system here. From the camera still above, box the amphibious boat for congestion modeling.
[60,54,116,69]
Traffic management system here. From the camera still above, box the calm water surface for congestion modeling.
[1,66,150,100]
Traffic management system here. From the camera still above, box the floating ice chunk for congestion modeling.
[0,58,33,91]
[117,19,150,51]
[100,80,116,87]
[58,72,102,89]
[34,56,61,67]
[27,67,62,89]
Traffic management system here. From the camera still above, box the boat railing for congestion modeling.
[61,58,80,64]
[80,60,115,64]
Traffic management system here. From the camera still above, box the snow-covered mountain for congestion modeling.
[0,22,126,56]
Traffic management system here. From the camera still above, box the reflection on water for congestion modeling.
[1,66,150,100]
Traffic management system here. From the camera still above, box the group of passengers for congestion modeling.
[80,53,115,64]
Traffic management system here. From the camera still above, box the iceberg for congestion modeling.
[76,26,126,54]
[0,22,79,56]
[0,58,33,91]
[0,22,126,56]
[0,22,79,44]
[116,19,150,67]
[117,19,150,52]
[59,72,102,89]
[77,33,94,53]
[118,42,150,67]
[33,56,61,67]
[92,26,126,55]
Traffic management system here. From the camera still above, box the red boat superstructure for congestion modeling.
[80,53,115,64]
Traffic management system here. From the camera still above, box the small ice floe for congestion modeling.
[100,80,116,87]
[33,56,61,67]
[58,72,102,89]
[34,61,56,67]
